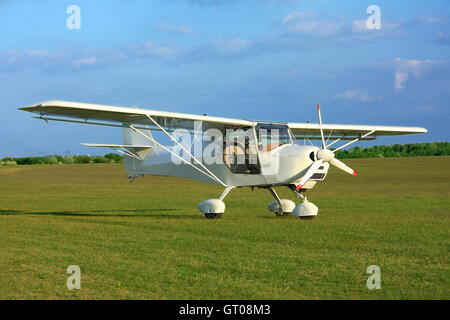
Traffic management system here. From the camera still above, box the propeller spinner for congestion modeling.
[296,105,357,190]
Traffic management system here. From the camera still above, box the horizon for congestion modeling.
[3,141,448,160]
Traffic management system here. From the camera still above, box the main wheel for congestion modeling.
[205,212,222,219]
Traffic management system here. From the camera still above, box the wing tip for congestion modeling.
[18,105,40,112]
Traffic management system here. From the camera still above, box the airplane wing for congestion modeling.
[19,100,255,132]
[288,123,428,141]
[20,100,427,140]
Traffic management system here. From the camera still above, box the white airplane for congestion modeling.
[20,100,427,219]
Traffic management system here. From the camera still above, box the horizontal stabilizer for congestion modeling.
[81,143,153,160]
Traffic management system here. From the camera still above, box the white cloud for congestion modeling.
[141,41,177,57]
[287,20,345,36]
[73,56,97,69]
[351,20,368,33]
[334,89,383,102]
[282,11,315,24]
[394,72,408,91]
[282,11,345,36]
[393,58,446,91]
[282,11,399,39]
[417,105,436,113]
[418,15,443,25]
[206,37,254,54]
[352,19,400,33]
[26,50,52,58]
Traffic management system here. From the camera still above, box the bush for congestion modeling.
[104,153,124,163]
[47,156,58,165]
[63,156,75,164]
[1,160,17,166]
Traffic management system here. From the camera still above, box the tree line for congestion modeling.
[0,142,449,166]
[0,153,124,166]
[334,142,450,159]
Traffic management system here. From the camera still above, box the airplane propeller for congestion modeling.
[296,105,357,190]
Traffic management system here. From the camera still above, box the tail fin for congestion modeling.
[122,127,155,147]
[123,127,155,172]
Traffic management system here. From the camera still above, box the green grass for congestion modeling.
[0,157,449,299]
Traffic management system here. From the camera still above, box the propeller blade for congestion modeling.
[330,158,357,176]
[317,104,326,149]
[296,159,323,189]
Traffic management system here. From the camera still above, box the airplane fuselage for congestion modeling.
[125,143,327,189]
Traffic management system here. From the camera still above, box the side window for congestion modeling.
[223,127,261,174]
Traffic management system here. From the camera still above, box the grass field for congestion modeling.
[0,157,449,299]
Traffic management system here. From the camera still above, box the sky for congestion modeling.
[0,0,449,157]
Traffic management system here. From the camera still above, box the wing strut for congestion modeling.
[126,123,227,187]
[325,137,342,149]
[333,130,376,152]
[144,114,227,187]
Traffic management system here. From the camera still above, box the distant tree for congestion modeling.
[334,142,450,159]
[4,142,449,165]
[47,156,58,165]
[63,156,75,164]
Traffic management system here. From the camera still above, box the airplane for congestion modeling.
[20,100,427,219]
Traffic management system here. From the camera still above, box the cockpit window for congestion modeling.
[223,127,261,174]
[256,123,294,152]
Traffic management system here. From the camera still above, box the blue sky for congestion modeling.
[0,0,449,157]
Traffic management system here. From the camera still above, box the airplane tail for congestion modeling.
[122,126,154,147]
[122,127,155,172]
[81,127,154,172]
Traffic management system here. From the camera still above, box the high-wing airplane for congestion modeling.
[20,100,427,219]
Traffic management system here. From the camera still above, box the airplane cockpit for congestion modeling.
[223,123,297,174]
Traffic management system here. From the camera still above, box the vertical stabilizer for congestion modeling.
[123,127,155,172]
[123,127,155,146]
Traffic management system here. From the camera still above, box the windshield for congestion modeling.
[256,123,294,152]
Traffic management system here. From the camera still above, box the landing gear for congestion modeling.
[293,201,318,220]
[267,187,295,216]
[198,186,234,219]
[289,185,318,219]
[198,185,319,220]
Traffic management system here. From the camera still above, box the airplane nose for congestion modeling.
[317,149,335,162]
[295,104,358,190]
